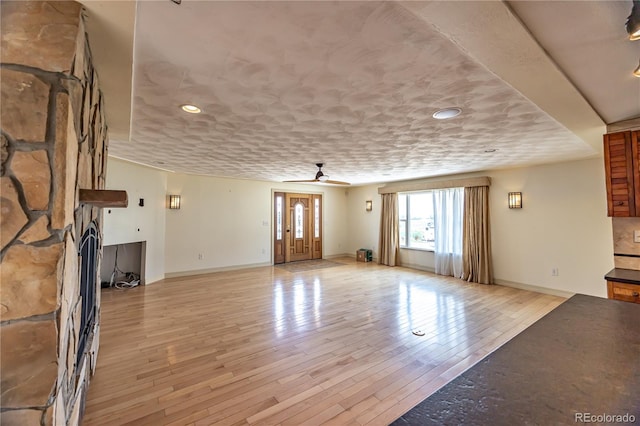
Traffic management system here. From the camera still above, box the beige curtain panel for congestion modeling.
[462,186,493,284]
[378,193,399,266]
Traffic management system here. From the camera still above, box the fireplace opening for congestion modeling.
[100,241,145,288]
[77,222,99,368]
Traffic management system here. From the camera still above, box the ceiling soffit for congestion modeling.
[79,0,136,142]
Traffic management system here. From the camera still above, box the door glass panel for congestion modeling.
[276,196,283,240]
[295,203,304,238]
[314,198,320,238]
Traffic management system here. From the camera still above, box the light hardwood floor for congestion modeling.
[84,258,565,425]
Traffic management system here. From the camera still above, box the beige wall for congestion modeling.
[164,173,349,275]
[347,158,614,297]
[490,158,612,297]
[345,185,382,257]
[103,158,167,283]
[103,159,350,278]
[105,156,613,297]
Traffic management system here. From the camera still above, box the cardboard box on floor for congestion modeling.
[357,249,372,262]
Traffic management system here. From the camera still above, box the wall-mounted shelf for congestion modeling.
[79,189,128,208]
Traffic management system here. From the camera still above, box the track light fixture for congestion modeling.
[627,0,640,41]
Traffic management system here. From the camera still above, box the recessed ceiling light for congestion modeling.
[432,107,462,120]
[181,104,201,114]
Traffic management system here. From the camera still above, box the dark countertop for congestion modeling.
[391,294,640,425]
[605,268,640,285]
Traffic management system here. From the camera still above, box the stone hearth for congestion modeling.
[1,1,109,424]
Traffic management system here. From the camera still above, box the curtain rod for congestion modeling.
[378,176,491,194]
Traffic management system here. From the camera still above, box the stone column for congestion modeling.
[1,2,108,425]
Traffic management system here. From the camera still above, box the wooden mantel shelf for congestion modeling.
[79,189,128,208]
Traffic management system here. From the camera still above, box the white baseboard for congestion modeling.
[165,260,573,299]
[165,261,271,279]
[165,256,369,280]
[143,275,164,285]
[493,278,575,298]
[395,263,574,298]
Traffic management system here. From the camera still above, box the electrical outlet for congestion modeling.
[261,248,266,254]
[634,230,640,243]
[551,268,559,277]
[198,253,204,260]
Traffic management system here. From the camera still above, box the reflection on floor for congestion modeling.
[84,257,564,425]
[391,294,640,425]
[274,259,347,273]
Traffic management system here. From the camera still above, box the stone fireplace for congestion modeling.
[1,1,109,424]
[77,224,99,368]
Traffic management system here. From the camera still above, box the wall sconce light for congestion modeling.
[365,200,373,211]
[168,195,181,209]
[508,192,522,209]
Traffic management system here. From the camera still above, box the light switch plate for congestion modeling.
[634,230,640,243]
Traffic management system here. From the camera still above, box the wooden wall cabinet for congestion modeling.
[603,131,640,217]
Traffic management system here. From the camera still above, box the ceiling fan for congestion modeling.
[285,163,350,185]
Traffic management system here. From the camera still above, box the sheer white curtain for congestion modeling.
[432,188,463,278]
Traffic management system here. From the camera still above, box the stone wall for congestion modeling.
[1,2,108,425]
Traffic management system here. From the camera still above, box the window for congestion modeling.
[295,203,303,238]
[276,196,283,240]
[399,192,435,251]
[314,198,320,238]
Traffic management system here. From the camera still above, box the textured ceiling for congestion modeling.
[106,1,604,185]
